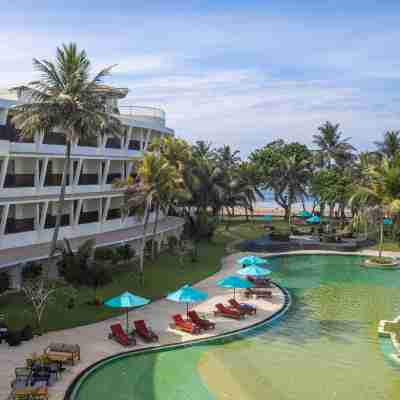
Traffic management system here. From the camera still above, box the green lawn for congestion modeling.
[0,221,266,333]
[367,240,400,252]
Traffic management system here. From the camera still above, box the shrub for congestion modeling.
[167,236,179,253]
[20,325,33,341]
[94,247,116,262]
[0,272,10,294]
[114,244,135,261]
[270,231,290,241]
[22,262,43,281]
[368,256,395,265]
[6,330,22,346]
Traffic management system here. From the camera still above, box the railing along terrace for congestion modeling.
[118,105,166,124]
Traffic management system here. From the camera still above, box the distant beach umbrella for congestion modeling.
[297,210,313,219]
[238,265,272,277]
[258,215,273,222]
[167,285,208,317]
[217,275,254,299]
[104,291,150,332]
[238,255,270,267]
[306,215,321,224]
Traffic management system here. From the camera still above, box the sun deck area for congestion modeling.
[0,253,288,399]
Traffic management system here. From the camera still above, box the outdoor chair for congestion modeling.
[247,276,271,288]
[244,288,272,299]
[214,303,244,320]
[134,320,159,342]
[228,298,257,315]
[188,311,216,330]
[109,323,136,347]
[172,314,201,334]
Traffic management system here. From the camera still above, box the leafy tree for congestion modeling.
[350,155,400,258]
[11,43,123,258]
[250,140,312,220]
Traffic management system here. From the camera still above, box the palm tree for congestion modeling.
[313,122,355,168]
[11,43,123,257]
[117,153,183,282]
[237,162,264,220]
[273,154,312,225]
[374,130,400,162]
[350,155,400,258]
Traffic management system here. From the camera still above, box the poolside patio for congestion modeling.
[0,252,287,399]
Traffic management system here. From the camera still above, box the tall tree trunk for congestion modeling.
[287,189,293,228]
[151,204,160,260]
[139,203,151,286]
[50,140,71,257]
[378,218,384,258]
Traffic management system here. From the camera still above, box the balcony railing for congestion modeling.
[118,105,166,127]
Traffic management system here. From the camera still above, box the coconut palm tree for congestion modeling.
[374,130,400,162]
[313,121,355,168]
[350,155,400,258]
[11,43,123,257]
[117,153,183,282]
[273,154,312,225]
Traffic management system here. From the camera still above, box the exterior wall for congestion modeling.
[0,91,176,259]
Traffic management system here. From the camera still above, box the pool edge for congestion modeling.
[64,282,292,400]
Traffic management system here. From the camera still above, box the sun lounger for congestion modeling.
[244,288,272,299]
[247,276,271,288]
[214,303,244,320]
[228,298,256,315]
[134,320,158,342]
[172,314,201,334]
[44,343,80,365]
[109,323,136,346]
[188,311,215,330]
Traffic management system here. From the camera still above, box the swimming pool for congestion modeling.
[71,254,400,400]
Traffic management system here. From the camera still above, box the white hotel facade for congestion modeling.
[0,89,184,288]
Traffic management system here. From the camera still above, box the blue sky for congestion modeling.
[2,0,400,156]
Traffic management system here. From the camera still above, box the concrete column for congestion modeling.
[0,204,10,236]
[74,199,83,226]
[97,160,103,185]
[40,201,49,230]
[102,160,110,185]
[125,127,133,151]
[0,156,9,188]
[34,159,40,188]
[39,157,49,188]
[144,129,152,151]
[102,197,111,222]
[8,265,23,290]
[127,161,133,179]
[73,159,84,186]
[34,203,40,230]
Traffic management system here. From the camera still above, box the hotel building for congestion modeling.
[0,88,184,288]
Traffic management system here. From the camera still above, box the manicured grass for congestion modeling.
[0,221,265,333]
[367,240,400,252]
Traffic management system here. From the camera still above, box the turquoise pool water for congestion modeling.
[73,255,400,400]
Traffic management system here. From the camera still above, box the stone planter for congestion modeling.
[362,258,400,269]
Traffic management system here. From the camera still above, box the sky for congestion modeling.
[2,0,400,157]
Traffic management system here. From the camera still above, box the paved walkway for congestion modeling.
[0,252,286,400]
